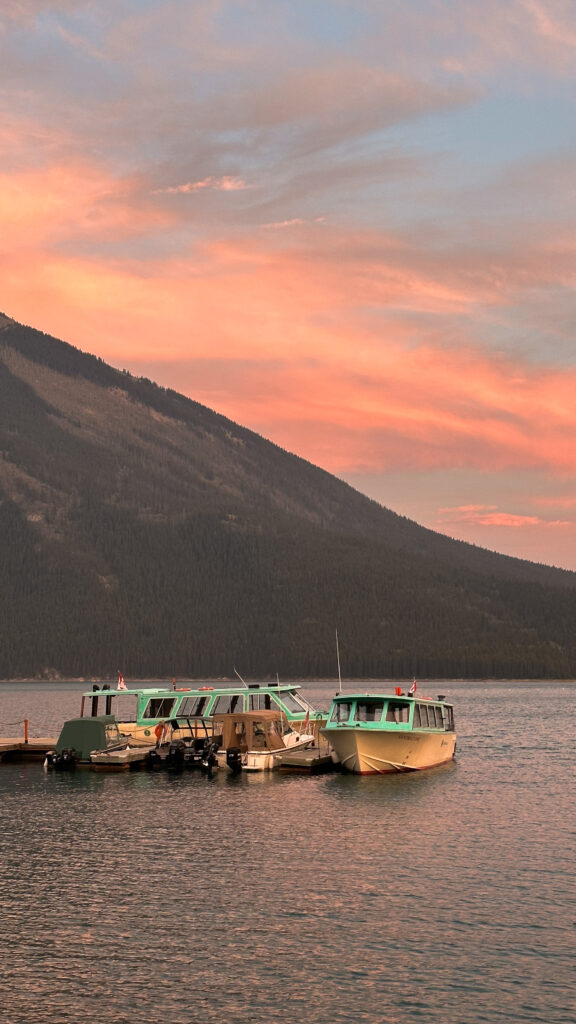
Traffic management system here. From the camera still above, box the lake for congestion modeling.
[0,679,574,1024]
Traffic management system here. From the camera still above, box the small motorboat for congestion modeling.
[212,710,315,772]
[145,716,220,772]
[44,715,154,771]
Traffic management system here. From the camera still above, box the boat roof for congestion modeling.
[81,682,303,697]
[330,692,452,706]
[211,709,287,751]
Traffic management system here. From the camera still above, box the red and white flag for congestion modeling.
[117,671,127,690]
[409,679,417,695]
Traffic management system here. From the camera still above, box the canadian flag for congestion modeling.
[409,679,417,695]
[117,671,127,691]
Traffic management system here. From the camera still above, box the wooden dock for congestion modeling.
[277,745,338,774]
[0,738,56,762]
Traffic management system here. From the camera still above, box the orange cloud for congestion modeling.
[0,162,172,250]
[3,214,576,482]
[436,505,572,528]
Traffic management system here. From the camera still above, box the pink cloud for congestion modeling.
[436,505,572,528]
[153,176,251,195]
[533,494,576,509]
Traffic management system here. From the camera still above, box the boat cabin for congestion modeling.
[211,710,290,754]
[81,681,322,739]
[46,715,123,766]
[326,694,455,731]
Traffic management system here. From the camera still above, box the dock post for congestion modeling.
[24,719,29,744]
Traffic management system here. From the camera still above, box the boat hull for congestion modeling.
[325,728,456,774]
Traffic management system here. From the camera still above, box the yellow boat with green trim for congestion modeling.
[321,687,456,774]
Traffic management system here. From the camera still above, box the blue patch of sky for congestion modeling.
[385,80,576,183]
[10,10,131,100]
[274,0,365,46]
[312,78,576,234]
[214,0,365,52]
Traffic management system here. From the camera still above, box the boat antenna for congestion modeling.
[234,666,247,687]
[336,629,342,693]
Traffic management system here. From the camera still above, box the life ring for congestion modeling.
[198,686,213,691]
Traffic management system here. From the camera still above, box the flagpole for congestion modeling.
[336,629,342,693]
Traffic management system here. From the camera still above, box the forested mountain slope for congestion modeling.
[1,312,575,680]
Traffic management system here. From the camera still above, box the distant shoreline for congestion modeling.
[1,676,573,685]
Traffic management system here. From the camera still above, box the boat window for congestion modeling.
[115,696,137,722]
[330,701,353,724]
[212,694,245,714]
[417,704,429,727]
[143,698,177,719]
[249,693,272,711]
[277,691,310,713]
[385,701,410,724]
[178,695,210,717]
[354,700,385,722]
[413,704,421,727]
[444,706,454,730]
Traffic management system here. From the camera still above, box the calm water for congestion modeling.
[0,680,574,1024]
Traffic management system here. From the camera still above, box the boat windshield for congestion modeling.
[105,722,121,745]
[276,690,314,713]
[385,701,411,724]
[329,701,353,724]
[354,699,385,722]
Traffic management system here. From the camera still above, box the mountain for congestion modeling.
[1,312,576,681]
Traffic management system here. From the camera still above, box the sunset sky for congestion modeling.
[2,1,576,570]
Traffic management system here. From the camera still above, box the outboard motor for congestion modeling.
[165,740,186,772]
[225,746,243,774]
[146,748,163,770]
[200,738,220,772]
[45,747,79,770]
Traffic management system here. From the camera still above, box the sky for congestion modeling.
[2,1,576,571]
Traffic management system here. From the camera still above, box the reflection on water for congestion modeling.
[0,680,575,1023]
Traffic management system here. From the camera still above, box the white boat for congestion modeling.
[212,710,315,771]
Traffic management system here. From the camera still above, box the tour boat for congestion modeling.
[80,679,326,744]
[321,688,456,774]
